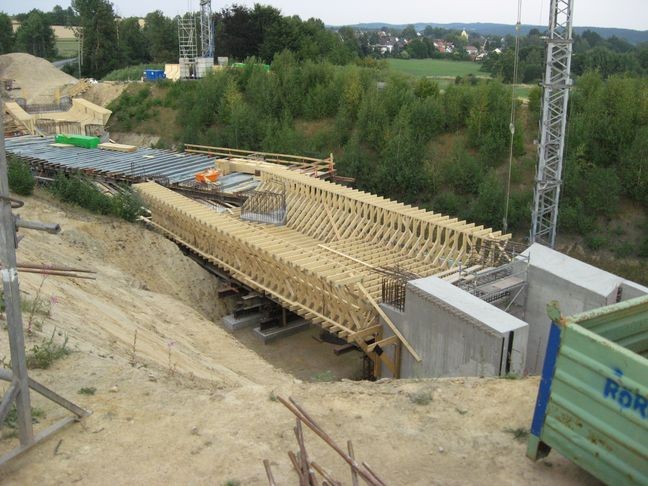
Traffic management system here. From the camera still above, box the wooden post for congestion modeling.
[394,343,402,379]
[372,328,383,378]
[0,102,34,445]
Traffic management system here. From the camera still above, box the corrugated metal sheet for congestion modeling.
[528,296,648,485]
[5,135,216,184]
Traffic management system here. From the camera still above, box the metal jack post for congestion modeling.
[0,103,89,467]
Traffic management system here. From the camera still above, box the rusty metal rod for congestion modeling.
[16,262,95,274]
[2,262,96,274]
[16,268,96,280]
[263,459,276,486]
[278,396,380,485]
[295,418,316,483]
[310,461,341,486]
[362,462,387,486]
[348,440,359,486]
[288,450,307,484]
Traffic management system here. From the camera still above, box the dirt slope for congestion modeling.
[0,192,597,485]
[80,81,128,108]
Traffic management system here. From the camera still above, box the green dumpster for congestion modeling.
[528,296,648,484]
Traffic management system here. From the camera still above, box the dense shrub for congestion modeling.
[49,173,143,221]
[7,157,35,196]
[443,144,483,195]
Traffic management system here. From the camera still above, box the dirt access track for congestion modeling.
[0,191,597,485]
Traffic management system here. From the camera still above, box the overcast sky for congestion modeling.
[5,0,648,30]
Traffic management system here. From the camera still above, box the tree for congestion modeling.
[467,82,510,165]
[414,78,439,99]
[119,17,149,66]
[471,169,505,229]
[377,105,427,201]
[356,87,388,151]
[15,10,56,58]
[620,126,648,206]
[216,5,260,60]
[401,25,417,41]
[72,0,120,78]
[405,38,430,59]
[46,5,78,26]
[143,11,177,63]
[0,12,13,54]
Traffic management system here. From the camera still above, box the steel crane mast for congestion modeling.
[200,0,214,58]
[530,0,575,248]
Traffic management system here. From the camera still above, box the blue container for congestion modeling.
[143,69,166,81]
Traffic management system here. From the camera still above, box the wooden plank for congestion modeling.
[356,283,422,363]
[366,335,399,353]
[98,142,137,153]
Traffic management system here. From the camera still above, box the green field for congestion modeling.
[55,38,79,58]
[387,58,486,79]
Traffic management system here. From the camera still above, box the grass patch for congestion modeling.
[387,58,484,78]
[26,329,70,370]
[311,370,336,382]
[103,64,165,82]
[223,481,241,486]
[504,427,530,442]
[78,387,97,396]
[2,405,45,436]
[409,390,433,405]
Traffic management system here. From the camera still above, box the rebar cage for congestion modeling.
[240,186,287,225]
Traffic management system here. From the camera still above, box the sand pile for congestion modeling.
[0,52,78,103]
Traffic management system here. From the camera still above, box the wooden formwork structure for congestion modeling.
[136,165,510,376]
[185,144,336,178]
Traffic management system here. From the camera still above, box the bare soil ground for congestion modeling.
[80,82,128,108]
[0,191,597,485]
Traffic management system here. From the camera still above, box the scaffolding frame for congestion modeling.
[178,16,198,78]
[530,0,575,248]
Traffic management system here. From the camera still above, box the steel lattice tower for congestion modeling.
[530,0,574,248]
[200,0,214,58]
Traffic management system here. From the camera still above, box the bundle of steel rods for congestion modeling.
[264,396,386,486]
[2,262,96,280]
